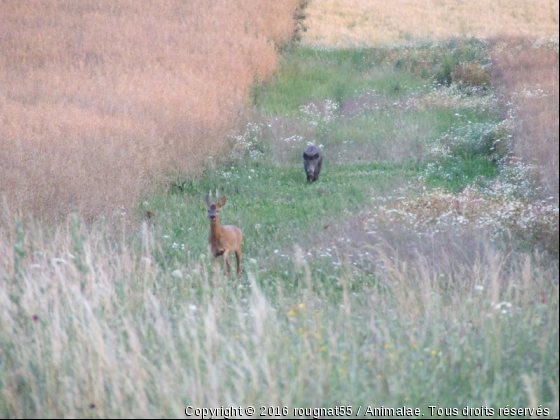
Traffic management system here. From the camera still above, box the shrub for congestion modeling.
[452,62,491,88]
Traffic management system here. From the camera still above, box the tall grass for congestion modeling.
[491,37,560,199]
[0,0,302,220]
[1,213,557,418]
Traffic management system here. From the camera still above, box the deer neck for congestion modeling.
[210,219,223,240]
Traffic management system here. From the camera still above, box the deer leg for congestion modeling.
[213,256,220,276]
[235,249,242,277]
[223,250,231,276]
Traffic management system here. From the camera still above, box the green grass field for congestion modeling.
[139,41,557,416]
[1,40,558,418]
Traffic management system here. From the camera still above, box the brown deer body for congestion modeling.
[206,192,243,277]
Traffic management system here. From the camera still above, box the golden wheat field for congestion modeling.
[0,0,301,220]
[301,0,559,47]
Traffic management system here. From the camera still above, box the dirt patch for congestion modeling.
[339,94,392,117]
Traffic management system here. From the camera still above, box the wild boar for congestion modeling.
[303,144,323,182]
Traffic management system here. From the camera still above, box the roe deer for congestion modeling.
[206,191,243,277]
[303,144,323,182]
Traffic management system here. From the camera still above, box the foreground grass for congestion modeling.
[1,223,557,417]
[1,40,558,417]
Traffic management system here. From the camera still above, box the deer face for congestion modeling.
[206,194,227,223]
[207,204,220,222]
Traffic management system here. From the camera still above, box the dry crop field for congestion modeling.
[301,0,559,47]
[0,0,301,220]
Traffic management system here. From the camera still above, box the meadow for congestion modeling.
[2,37,559,417]
[1,1,559,418]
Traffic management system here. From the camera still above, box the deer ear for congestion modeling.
[205,193,212,209]
[217,196,227,208]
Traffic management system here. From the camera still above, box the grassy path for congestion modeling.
[148,41,502,276]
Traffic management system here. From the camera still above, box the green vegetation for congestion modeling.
[155,40,504,265]
[251,40,489,114]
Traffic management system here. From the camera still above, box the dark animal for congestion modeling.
[303,144,323,182]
